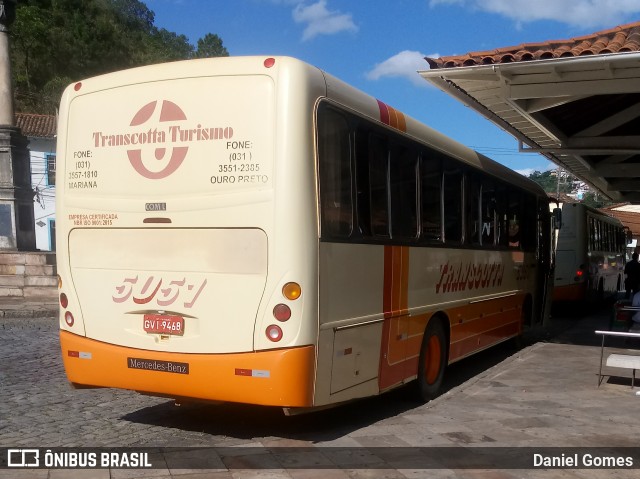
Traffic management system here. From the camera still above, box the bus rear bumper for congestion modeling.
[60,331,316,407]
[552,283,586,302]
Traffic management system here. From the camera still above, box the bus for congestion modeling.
[56,56,555,413]
[552,202,626,303]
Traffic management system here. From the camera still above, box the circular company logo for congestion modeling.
[127,100,189,179]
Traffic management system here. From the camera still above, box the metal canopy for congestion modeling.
[420,52,640,202]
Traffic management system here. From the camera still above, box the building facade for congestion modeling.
[15,113,56,251]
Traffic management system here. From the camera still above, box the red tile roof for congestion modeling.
[600,204,640,239]
[426,21,640,69]
[547,193,575,205]
[15,113,56,139]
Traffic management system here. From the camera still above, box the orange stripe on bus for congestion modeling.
[60,331,316,407]
[388,105,407,132]
[448,294,524,361]
[450,322,520,361]
[383,246,410,316]
[380,246,411,389]
[396,108,407,132]
[377,100,407,132]
[389,106,399,130]
[400,247,409,309]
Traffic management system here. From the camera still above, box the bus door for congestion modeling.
[535,198,555,326]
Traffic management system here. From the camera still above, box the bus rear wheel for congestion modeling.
[417,318,447,402]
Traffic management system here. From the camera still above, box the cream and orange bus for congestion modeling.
[552,202,626,303]
[56,56,554,413]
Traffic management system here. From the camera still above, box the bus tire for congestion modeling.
[417,318,447,402]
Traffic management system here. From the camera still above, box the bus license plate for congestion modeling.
[143,314,184,336]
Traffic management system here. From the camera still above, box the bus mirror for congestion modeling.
[552,208,562,230]
[626,228,633,245]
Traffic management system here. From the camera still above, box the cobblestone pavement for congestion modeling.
[1,305,639,478]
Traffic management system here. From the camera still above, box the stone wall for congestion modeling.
[0,251,57,298]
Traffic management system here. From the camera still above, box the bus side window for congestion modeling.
[318,106,353,238]
[495,184,508,247]
[443,163,463,244]
[481,181,497,246]
[467,173,481,246]
[507,190,522,249]
[509,219,520,248]
[354,127,371,237]
[368,133,390,238]
[521,193,537,251]
[593,218,600,251]
[389,144,418,240]
[420,153,442,242]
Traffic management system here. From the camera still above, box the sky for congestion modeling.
[147,0,640,177]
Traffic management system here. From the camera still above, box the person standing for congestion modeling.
[624,252,640,299]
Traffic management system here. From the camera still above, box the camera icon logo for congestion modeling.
[7,449,40,467]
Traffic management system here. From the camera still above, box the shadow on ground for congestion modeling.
[121,339,523,442]
[121,297,625,442]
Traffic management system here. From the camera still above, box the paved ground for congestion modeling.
[0,297,58,319]
[0,298,639,478]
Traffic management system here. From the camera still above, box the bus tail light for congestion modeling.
[266,325,283,342]
[65,311,75,327]
[575,269,584,281]
[282,282,301,300]
[60,293,69,309]
[273,304,291,322]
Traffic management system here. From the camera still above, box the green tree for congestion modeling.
[528,170,573,194]
[11,3,52,111]
[581,191,612,209]
[528,170,613,208]
[142,28,194,63]
[194,33,229,58]
[11,0,228,114]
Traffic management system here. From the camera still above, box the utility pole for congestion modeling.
[0,0,35,250]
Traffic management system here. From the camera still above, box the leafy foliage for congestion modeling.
[527,169,612,208]
[527,170,573,194]
[580,191,611,209]
[10,0,229,114]
[194,33,228,59]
